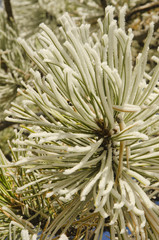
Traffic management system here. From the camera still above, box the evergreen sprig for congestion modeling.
[2,5,159,240]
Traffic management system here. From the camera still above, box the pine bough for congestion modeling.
[3,6,159,240]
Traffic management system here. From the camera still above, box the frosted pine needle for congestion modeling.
[6,6,159,240]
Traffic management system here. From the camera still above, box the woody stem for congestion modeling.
[115,119,125,183]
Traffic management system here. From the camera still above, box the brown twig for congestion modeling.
[100,0,107,10]
[125,2,159,21]
[115,119,125,183]
[124,1,159,42]
[3,0,14,24]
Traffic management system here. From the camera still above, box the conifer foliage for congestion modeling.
[0,2,159,240]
